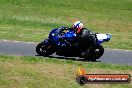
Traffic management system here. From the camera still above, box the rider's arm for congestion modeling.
[60,27,71,34]
[58,27,70,33]
[61,27,70,31]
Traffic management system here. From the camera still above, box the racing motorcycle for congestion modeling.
[36,27,111,61]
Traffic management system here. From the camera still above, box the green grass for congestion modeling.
[0,55,132,88]
[0,1,131,87]
[0,0,131,49]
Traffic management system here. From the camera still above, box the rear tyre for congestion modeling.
[84,45,104,61]
[36,42,54,56]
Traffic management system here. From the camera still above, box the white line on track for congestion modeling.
[0,39,36,44]
[106,48,132,52]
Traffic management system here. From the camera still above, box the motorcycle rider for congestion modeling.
[58,21,96,48]
[59,21,83,35]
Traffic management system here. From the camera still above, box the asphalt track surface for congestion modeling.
[0,40,132,66]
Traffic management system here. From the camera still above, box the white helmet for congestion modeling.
[73,21,83,29]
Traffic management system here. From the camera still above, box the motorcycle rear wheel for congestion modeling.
[84,45,104,61]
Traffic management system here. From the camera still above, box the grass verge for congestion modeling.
[0,55,131,88]
[0,0,132,49]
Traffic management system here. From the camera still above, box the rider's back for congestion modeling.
[78,28,96,49]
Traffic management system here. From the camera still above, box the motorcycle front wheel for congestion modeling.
[36,42,54,56]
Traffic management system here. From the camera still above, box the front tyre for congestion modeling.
[36,42,54,56]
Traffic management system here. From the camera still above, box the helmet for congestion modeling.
[73,21,83,29]
[73,21,83,33]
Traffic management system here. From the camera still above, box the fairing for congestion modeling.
[96,34,111,44]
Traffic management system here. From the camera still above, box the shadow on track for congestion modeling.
[36,54,101,62]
